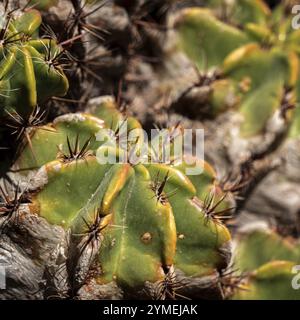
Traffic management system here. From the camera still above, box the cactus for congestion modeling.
[27,0,59,11]
[206,0,271,25]
[174,8,251,70]
[1,0,299,302]
[173,1,300,137]
[231,228,300,300]
[290,107,300,137]
[8,97,233,298]
[0,7,68,120]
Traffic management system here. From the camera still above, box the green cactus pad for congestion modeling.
[232,229,300,300]
[16,113,105,170]
[0,10,68,119]
[233,260,300,300]
[235,229,300,272]
[207,0,270,25]
[174,8,250,70]
[27,0,59,10]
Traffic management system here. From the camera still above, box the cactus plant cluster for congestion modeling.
[174,0,300,137]
[9,97,232,298]
[0,0,300,301]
